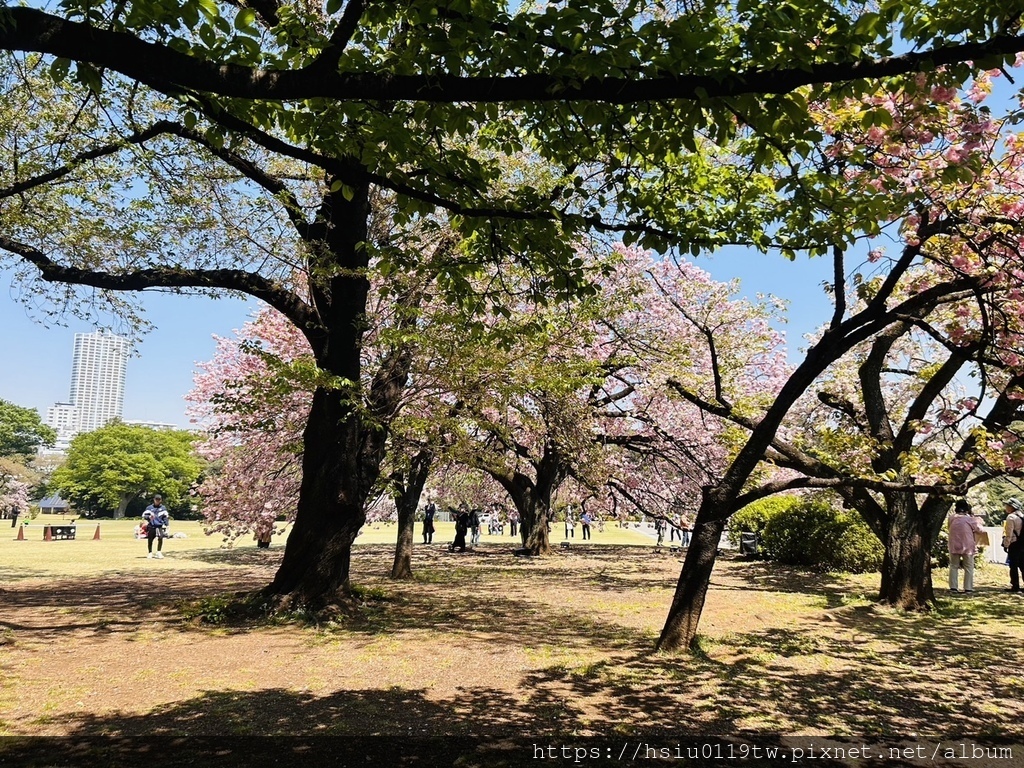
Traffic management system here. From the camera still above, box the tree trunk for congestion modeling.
[391,450,433,580]
[499,472,559,556]
[521,495,551,554]
[656,504,726,652]
[261,181,390,613]
[263,387,369,611]
[877,493,934,609]
[511,442,568,555]
[391,502,416,581]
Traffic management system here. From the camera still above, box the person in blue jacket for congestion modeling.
[142,494,170,559]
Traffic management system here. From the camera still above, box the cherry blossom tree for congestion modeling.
[763,70,1024,607]
[189,243,789,569]
[0,465,30,518]
[188,264,456,577]
[188,309,309,545]
[657,70,1024,650]
[432,244,789,554]
[0,52,583,612]
[780,316,1024,608]
[767,110,1024,604]
[597,252,790,526]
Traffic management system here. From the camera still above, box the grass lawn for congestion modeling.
[1,514,1022,767]
[0,515,655,580]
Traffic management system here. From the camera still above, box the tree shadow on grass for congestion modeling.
[0,543,670,650]
[4,548,1024,762]
[0,685,864,768]
[173,542,673,641]
[169,546,285,567]
[0,555,661,662]
[1,686,542,768]
[725,559,872,608]
[513,589,1024,744]
[0,566,68,581]
[0,570,268,638]
[338,587,655,652]
[6,682,1017,768]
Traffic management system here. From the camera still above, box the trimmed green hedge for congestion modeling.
[732,495,883,573]
[727,495,801,548]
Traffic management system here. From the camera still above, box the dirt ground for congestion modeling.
[1,543,1023,767]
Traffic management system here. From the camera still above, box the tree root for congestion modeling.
[180,585,385,627]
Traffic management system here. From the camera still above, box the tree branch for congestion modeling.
[0,120,176,200]
[733,475,964,510]
[0,235,318,337]
[830,244,846,330]
[308,0,366,75]
[3,8,1023,103]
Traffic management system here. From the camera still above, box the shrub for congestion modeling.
[760,497,884,573]
[727,495,802,548]
[931,527,950,569]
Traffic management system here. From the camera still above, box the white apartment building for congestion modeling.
[44,402,80,453]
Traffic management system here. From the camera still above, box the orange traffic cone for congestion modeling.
[16,525,24,541]
[43,525,52,541]
[93,524,101,540]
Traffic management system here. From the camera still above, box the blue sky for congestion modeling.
[0,272,258,428]
[0,252,833,429]
[703,248,834,348]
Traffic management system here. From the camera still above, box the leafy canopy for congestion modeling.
[52,422,203,515]
[0,0,1022,270]
[0,399,55,457]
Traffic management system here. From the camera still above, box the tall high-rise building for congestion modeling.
[69,330,130,432]
[44,330,131,451]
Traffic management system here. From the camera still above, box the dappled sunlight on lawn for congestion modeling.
[1,539,1022,763]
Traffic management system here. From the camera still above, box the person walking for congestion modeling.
[580,510,593,540]
[469,507,481,546]
[679,513,693,547]
[947,500,983,593]
[142,494,170,559]
[452,506,469,552]
[669,515,681,543]
[509,509,519,538]
[564,508,576,539]
[1002,498,1024,593]
[422,499,436,544]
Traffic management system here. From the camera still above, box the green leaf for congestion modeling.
[234,8,256,31]
[75,63,103,94]
[49,57,71,83]
[196,0,220,20]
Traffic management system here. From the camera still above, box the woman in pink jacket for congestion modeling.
[948,499,984,594]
